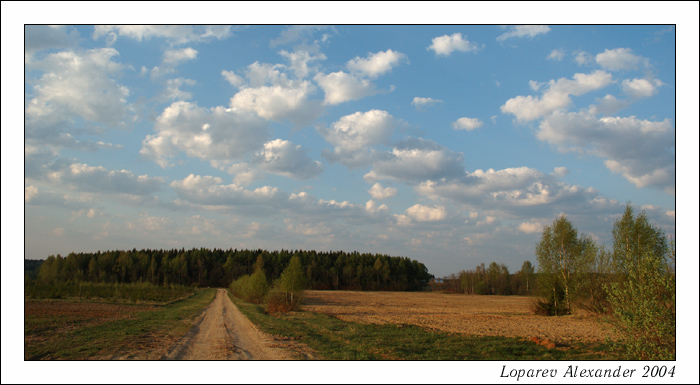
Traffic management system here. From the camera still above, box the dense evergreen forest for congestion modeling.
[30,248,433,291]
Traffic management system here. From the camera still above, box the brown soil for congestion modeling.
[303,290,615,344]
[160,289,310,360]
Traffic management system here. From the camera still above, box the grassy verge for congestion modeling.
[25,281,196,303]
[25,288,216,360]
[229,293,621,360]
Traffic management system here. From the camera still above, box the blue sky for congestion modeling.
[18,23,682,278]
[3,2,699,382]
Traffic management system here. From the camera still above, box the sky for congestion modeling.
[4,3,700,383]
[17,23,684,278]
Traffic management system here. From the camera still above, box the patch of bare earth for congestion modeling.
[159,289,313,360]
[303,290,615,344]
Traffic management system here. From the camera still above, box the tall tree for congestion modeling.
[606,204,674,359]
[535,215,595,315]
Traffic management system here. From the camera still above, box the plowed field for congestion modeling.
[303,291,615,344]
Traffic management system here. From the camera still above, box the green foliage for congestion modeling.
[30,248,432,291]
[266,256,306,312]
[606,204,674,360]
[24,281,194,303]
[535,215,596,315]
[229,266,269,304]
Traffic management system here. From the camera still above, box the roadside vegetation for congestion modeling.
[24,288,216,360]
[25,281,195,303]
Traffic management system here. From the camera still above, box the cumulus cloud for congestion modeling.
[428,33,480,56]
[621,78,664,98]
[518,221,543,233]
[314,71,377,105]
[412,97,443,110]
[140,101,268,168]
[574,51,594,66]
[93,25,233,45]
[452,117,483,131]
[320,110,397,167]
[496,25,550,41]
[595,48,645,71]
[547,49,565,61]
[414,166,600,215]
[500,70,613,122]
[538,111,675,193]
[162,47,197,66]
[368,183,398,200]
[25,48,130,127]
[170,174,285,208]
[161,77,196,101]
[230,81,323,125]
[405,204,447,222]
[279,50,327,79]
[222,70,245,87]
[587,94,629,115]
[347,49,407,78]
[254,139,323,180]
[47,162,164,196]
[364,138,465,183]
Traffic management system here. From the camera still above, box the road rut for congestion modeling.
[161,289,301,360]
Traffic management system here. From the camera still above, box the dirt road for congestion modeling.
[161,289,308,360]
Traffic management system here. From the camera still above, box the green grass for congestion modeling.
[229,292,621,360]
[25,280,195,303]
[25,288,216,360]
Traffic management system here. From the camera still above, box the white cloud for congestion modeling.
[230,81,323,125]
[364,138,465,183]
[170,174,285,209]
[621,78,664,98]
[254,139,323,180]
[161,77,196,101]
[428,33,480,56]
[320,110,396,167]
[452,117,483,131]
[140,101,268,168]
[547,49,565,61]
[222,70,245,87]
[25,48,130,127]
[47,162,164,196]
[347,49,407,78]
[588,94,629,115]
[162,47,197,66]
[365,200,390,214]
[279,50,327,79]
[500,70,613,122]
[595,48,645,71]
[496,25,550,41]
[405,204,447,222]
[368,183,398,200]
[412,97,443,110]
[93,25,233,45]
[538,111,675,193]
[314,71,377,105]
[518,221,543,234]
[574,51,594,66]
[414,166,598,213]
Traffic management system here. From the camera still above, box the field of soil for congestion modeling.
[303,290,616,344]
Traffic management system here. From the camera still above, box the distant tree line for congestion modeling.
[431,260,536,296]
[33,248,433,292]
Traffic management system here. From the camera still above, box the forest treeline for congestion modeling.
[31,248,433,292]
[432,260,535,296]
